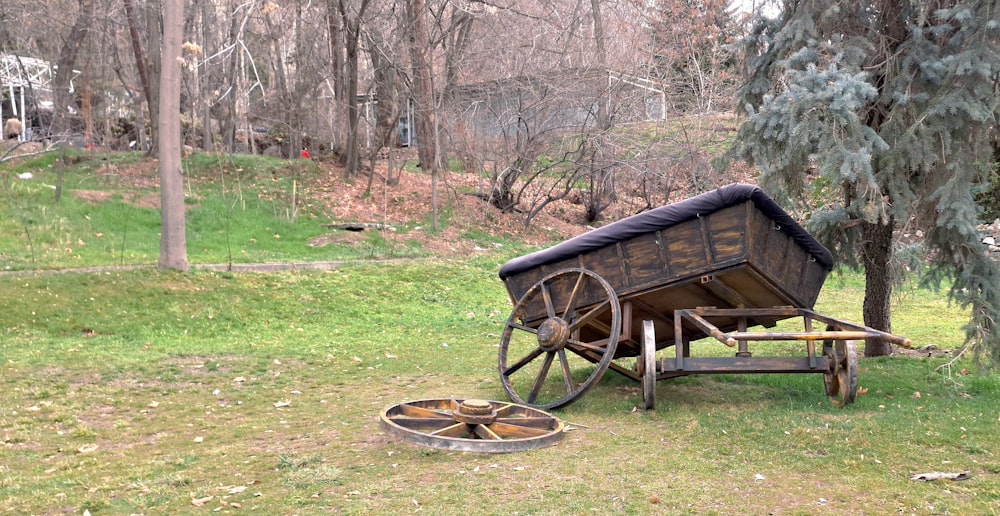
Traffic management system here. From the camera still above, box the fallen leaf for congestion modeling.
[192,495,214,506]
[274,400,291,408]
[228,485,248,494]
[857,387,869,396]
[77,443,99,454]
[909,471,971,481]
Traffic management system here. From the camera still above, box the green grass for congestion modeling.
[0,151,415,270]
[1,151,997,514]
[1,259,997,515]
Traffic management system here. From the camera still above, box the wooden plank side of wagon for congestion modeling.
[746,205,828,309]
[502,199,831,350]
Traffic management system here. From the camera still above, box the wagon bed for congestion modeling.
[497,184,909,410]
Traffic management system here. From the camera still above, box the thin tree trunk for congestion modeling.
[51,0,95,137]
[407,0,439,229]
[158,0,188,271]
[124,0,159,154]
[327,2,347,156]
[862,218,893,356]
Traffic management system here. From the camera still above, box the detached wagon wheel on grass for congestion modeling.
[380,398,564,453]
[499,268,621,410]
[823,338,859,406]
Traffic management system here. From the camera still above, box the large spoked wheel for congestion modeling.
[639,320,657,411]
[499,268,621,410]
[380,398,564,453]
[823,339,858,406]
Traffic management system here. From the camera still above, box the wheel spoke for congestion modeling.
[473,424,503,440]
[398,404,453,419]
[430,422,472,438]
[501,346,544,376]
[390,417,460,431]
[556,349,575,395]
[527,352,556,404]
[487,421,552,438]
[560,271,587,318]
[541,282,556,318]
[494,416,556,428]
[493,403,517,417]
[507,321,538,335]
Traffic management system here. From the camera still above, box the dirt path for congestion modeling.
[0,259,424,276]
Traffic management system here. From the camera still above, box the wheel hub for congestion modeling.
[537,317,570,351]
[453,399,497,425]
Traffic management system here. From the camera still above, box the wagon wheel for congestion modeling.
[639,320,657,410]
[499,268,621,410]
[380,398,564,453]
[823,338,858,406]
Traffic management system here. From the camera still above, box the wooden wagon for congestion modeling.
[497,184,910,410]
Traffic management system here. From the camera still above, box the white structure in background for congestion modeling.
[0,54,78,141]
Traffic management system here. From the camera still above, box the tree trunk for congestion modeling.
[158,0,188,272]
[340,1,371,177]
[220,1,241,153]
[407,0,436,172]
[407,0,439,229]
[51,0,94,137]
[862,218,893,356]
[124,0,160,154]
[199,0,218,151]
[327,2,347,157]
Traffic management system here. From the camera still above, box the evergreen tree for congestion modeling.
[727,0,1000,368]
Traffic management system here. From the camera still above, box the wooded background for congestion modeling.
[0,0,739,220]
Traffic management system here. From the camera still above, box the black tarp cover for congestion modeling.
[498,183,833,280]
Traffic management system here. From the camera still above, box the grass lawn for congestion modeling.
[1,150,997,514]
[1,259,997,515]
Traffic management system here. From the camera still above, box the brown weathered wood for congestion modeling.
[661,356,831,374]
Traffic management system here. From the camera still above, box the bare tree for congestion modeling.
[158,0,187,271]
[406,0,441,229]
[647,0,739,114]
[49,0,95,138]
[330,0,373,175]
[123,0,161,153]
